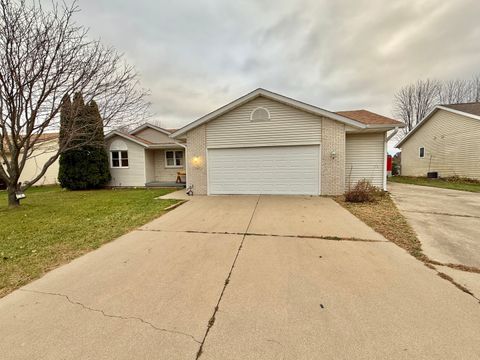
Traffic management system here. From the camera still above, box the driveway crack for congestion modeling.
[139,229,387,243]
[403,210,480,219]
[19,289,201,344]
[195,195,261,359]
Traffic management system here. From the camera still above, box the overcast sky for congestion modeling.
[75,0,480,129]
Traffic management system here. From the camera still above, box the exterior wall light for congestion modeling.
[330,150,336,159]
[191,156,202,169]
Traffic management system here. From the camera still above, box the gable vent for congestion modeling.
[250,107,270,122]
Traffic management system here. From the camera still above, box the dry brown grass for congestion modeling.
[335,194,426,260]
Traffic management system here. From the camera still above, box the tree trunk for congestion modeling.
[7,186,20,208]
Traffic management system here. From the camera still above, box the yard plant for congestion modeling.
[344,179,384,203]
[58,94,111,190]
[0,186,177,297]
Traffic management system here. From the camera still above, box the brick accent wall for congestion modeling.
[321,118,346,195]
[186,125,207,194]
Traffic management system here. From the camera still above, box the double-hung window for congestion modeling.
[111,150,129,168]
[165,150,184,168]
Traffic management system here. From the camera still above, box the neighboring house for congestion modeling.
[2,133,59,186]
[105,124,185,187]
[396,103,480,179]
[167,88,403,195]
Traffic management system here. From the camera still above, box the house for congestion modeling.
[166,88,403,195]
[105,124,185,187]
[396,102,480,179]
[106,89,403,194]
[2,133,60,186]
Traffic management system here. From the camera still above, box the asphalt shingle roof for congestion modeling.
[336,110,403,125]
[443,102,480,117]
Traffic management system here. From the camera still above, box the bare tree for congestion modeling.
[393,75,480,136]
[438,79,470,104]
[393,79,440,135]
[468,75,480,102]
[0,0,149,207]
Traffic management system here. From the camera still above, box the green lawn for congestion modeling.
[389,176,480,193]
[0,186,178,297]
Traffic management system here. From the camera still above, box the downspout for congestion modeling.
[384,127,399,191]
[386,127,399,141]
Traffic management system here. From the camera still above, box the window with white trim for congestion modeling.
[111,150,129,168]
[419,147,425,158]
[165,150,184,167]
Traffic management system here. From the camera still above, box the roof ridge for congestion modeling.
[442,101,480,106]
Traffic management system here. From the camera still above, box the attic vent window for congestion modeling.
[250,107,270,122]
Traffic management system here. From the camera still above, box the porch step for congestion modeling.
[146,181,186,188]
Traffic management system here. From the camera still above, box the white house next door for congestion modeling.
[207,145,320,195]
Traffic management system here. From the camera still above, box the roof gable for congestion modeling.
[105,123,180,148]
[105,131,151,147]
[171,88,371,138]
[130,123,172,136]
[132,127,174,144]
[396,105,480,147]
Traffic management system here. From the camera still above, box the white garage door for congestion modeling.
[208,145,320,195]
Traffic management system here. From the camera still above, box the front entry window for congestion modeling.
[111,150,129,168]
[165,150,184,167]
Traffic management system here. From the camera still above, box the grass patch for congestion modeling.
[389,176,480,192]
[335,193,425,260]
[0,186,178,298]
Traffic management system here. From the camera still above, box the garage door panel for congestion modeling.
[208,146,320,195]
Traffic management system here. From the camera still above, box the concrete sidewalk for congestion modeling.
[1,194,479,359]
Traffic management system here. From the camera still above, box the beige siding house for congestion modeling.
[3,134,60,186]
[396,103,480,179]
[22,137,59,186]
[170,88,403,195]
[105,124,186,187]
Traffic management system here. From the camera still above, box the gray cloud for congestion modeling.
[75,0,480,128]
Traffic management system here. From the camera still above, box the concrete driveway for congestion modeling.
[389,182,480,267]
[389,182,480,299]
[1,195,480,359]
